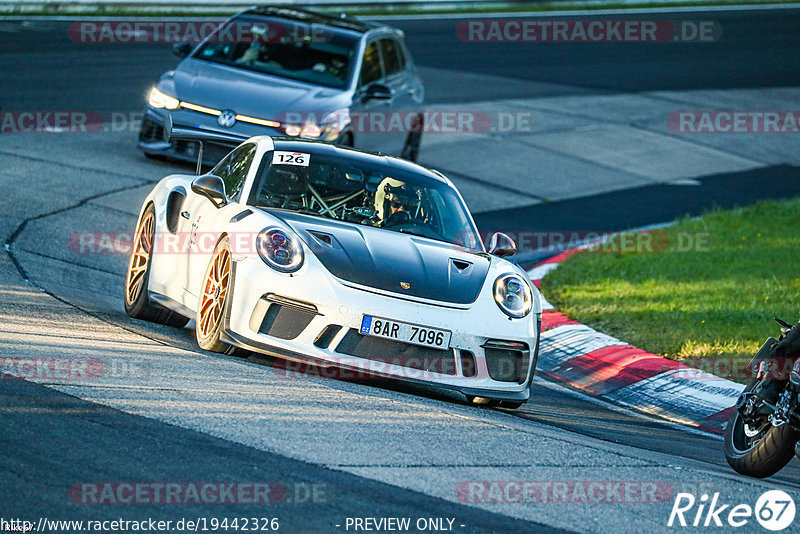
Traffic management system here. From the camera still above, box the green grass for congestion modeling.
[541,197,800,379]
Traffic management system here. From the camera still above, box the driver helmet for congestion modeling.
[373,177,407,222]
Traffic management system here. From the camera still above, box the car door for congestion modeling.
[180,143,257,309]
[376,37,421,154]
[350,39,396,154]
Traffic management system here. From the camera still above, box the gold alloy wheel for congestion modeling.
[125,209,155,305]
[198,244,231,340]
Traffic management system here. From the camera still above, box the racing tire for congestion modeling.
[723,379,799,478]
[195,236,240,355]
[124,204,190,328]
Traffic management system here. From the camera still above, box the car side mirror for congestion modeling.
[192,174,227,208]
[173,42,194,58]
[488,232,516,258]
[361,83,393,103]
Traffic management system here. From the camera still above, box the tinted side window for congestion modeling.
[212,144,256,200]
[359,41,382,86]
[380,39,403,76]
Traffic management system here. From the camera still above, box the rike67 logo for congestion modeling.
[668,490,796,531]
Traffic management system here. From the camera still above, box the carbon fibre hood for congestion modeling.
[268,210,489,305]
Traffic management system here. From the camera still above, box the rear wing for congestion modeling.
[163,114,248,174]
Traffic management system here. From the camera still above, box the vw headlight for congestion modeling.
[256,228,304,273]
[282,119,321,138]
[284,124,302,136]
[148,87,180,110]
[300,119,322,138]
[321,109,350,141]
[493,274,532,318]
[283,110,349,140]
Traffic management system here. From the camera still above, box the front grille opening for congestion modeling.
[314,324,342,349]
[460,350,477,378]
[174,140,194,155]
[138,116,163,142]
[483,341,529,383]
[258,304,316,340]
[335,329,457,375]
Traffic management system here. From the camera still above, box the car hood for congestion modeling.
[170,58,349,120]
[268,210,490,305]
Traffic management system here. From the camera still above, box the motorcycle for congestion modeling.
[724,317,800,478]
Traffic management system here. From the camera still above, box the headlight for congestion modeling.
[321,109,350,141]
[493,274,532,318]
[283,110,349,140]
[284,124,302,136]
[282,120,320,138]
[148,87,180,110]
[256,228,304,273]
[300,119,322,138]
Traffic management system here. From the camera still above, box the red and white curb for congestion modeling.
[527,250,745,435]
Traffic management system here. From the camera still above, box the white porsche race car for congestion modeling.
[125,134,542,408]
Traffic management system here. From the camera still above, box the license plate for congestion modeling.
[360,315,451,350]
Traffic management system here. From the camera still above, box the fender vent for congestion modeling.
[230,209,252,223]
[450,259,472,273]
[309,231,333,247]
[165,189,186,234]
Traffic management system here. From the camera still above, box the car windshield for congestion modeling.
[247,148,483,252]
[194,17,358,89]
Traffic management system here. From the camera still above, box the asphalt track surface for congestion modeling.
[2,8,800,534]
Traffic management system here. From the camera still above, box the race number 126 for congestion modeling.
[272,151,310,167]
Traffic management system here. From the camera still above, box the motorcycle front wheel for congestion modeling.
[724,379,798,478]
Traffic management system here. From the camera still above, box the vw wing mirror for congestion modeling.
[361,83,393,103]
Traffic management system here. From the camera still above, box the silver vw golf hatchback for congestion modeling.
[138,6,425,165]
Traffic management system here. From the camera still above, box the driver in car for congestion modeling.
[388,193,406,217]
[372,179,414,227]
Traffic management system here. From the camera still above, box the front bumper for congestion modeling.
[222,256,539,400]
